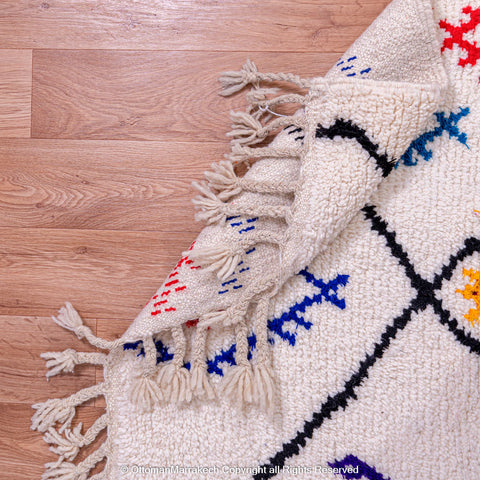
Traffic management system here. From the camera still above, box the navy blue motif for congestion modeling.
[124,270,349,376]
[398,108,469,167]
[336,56,371,77]
[216,215,261,294]
[329,455,392,480]
[267,268,349,346]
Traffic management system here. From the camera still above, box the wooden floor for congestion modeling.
[0,1,390,477]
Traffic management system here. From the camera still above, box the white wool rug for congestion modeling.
[32,0,480,479]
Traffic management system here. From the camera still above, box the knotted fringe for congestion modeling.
[130,335,163,412]
[227,111,304,147]
[186,231,284,281]
[183,61,311,412]
[205,297,276,414]
[221,320,254,408]
[157,326,192,403]
[252,297,275,414]
[41,444,106,480]
[204,160,296,201]
[32,383,104,434]
[192,180,289,225]
[41,350,107,380]
[191,326,215,400]
[52,302,123,351]
[218,58,311,97]
[33,304,113,480]
[193,59,308,233]
[43,414,108,462]
[204,161,242,200]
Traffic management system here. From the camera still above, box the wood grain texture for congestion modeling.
[0,227,197,319]
[31,51,339,140]
[0,315,97,404]
[0,0,391,477]
[0,50,32,138]
[0,139,223,230]
[0,1,389,51]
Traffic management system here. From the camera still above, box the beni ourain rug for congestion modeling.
[30,0,480,479]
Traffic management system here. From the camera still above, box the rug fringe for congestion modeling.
[52,302,122,351]
[183,60,308,411]
[33,305,112,480]
[43,414,107,462]
[41,350,106,380]
[41,443,106,480]
[191,325,216,400]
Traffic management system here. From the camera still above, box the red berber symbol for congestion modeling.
[440,6,480,79]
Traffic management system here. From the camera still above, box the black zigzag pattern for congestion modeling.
[316,119,394,177]
[253,205,480,480]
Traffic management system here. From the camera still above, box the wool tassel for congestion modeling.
[218,59,259,96]
[227,110,306,147]
[157,326,192,404]
[252,297,276,414]
[43,414,107,462]
[192,179,289,226]
[32,383,105,434]
[41,350,107,380]
[226,142,302,165]
[42,443,106,480]
[187,232,284,280]
[130,376,163,412]
[227,142,253,164]
[32,399,76,435]
[204,160,296,200]
[186,244,241,281]
[190,326,215,400]
[130,336,163,411]
[41,349,79,379]
[191,181,227,225]
[52,303,123,351]
[220,320,254,408]
[44,424,84,462]
[204,161,242,200]
[227,111,297,147]
[218,59,311,97]
[227,110,266,146]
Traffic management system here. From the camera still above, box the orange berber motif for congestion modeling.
[456,268,480,327]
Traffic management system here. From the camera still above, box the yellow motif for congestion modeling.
[456,268,480,327]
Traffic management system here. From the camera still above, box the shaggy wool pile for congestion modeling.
[31,0,480,478]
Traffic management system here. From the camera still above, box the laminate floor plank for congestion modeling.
[0,139,223,230]
[0,50,32,138]
[0,1,389,51]
[0,227,196,319]
[31,51,339,140]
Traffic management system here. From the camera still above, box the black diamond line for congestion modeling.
[253,204,480,480]
[316,119,395,177]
